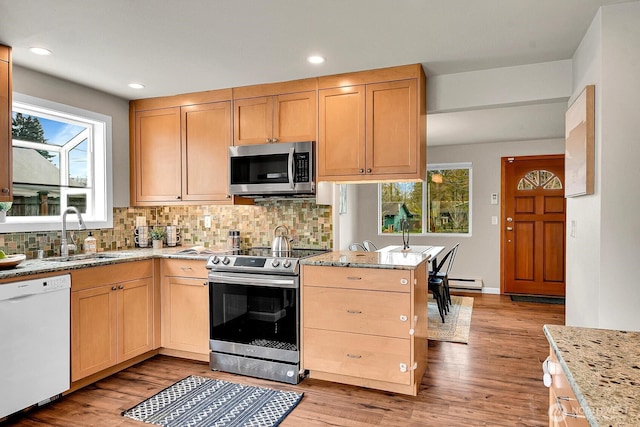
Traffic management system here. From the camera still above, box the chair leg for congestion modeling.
[430,282,445,323]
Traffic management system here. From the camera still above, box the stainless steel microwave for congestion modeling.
[228,141,315,197]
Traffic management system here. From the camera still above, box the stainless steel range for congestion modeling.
[206,247,327,384]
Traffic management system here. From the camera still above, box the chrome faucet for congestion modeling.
[61,206,86,256]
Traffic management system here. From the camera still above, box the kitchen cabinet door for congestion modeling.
[71,284,118,381]
[0,45,11,202]
[181,102,232,202]
[161,259,210,358]
[233,96,272,145]
[117,277,154,361]
[133,108,182,203]
[273,90,316,143]
[365,79,418,176]
[318,85,366,178]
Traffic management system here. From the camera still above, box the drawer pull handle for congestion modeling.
[181,267,193,271]
[347,310,362,315]
[400,278,408,285]
[346,354,362,359]
[400,315,408,322]
[554,396,586,419]
[347,276,362,280]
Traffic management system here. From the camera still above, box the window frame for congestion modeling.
[377,162,472,237]
[3,93,113,232]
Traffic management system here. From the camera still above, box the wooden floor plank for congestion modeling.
[3,293,563,426]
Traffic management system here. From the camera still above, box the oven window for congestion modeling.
[210,283,298,351]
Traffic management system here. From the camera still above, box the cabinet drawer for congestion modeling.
[304,287,410,338]
[303,328,410,385]
[162,259,208,279]
[303,265,411,293]
[71,260,152,291]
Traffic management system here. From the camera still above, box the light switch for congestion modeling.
[570,220,576,238]
[490,193,499,205]
[204,215,212,228]
[491,216,498,225]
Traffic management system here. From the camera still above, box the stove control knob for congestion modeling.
[271,259,280,267]
[222,256,230,265]
[211,256,220,264]
[283,259,292,269]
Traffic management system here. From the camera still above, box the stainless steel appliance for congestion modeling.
[228,141,315,197]
[206,247,327,384]
[0,274,70,418]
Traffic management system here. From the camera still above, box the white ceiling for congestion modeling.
[0,0,630,145]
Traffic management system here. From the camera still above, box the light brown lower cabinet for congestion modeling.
[71,261,154,381]
[302,264,428,396]
[160,259,210,360]
[548,348,589,427]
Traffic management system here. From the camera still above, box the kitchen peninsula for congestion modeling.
[300,247,441,396]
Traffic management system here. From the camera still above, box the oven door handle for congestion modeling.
[209,273,298,289]
[288,146,295,190]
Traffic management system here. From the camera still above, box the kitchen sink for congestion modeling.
[43,253,133,263]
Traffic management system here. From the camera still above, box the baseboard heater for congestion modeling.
[448,278,483,290]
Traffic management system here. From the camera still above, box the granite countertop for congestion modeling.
[300,247,436,270]
[0,247,217,281]
[543,324,640,426]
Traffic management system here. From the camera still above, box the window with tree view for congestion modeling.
[6,94,111,230]
[379,163,471,235]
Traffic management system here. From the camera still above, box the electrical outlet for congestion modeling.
[490,193,499,205]
[204,215,212,228]
[491,216,498,225]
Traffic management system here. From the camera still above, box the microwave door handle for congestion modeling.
[288,146,295,189]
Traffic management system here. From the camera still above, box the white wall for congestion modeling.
[12,65,131,207]
[354,138,565,292]
[567,1,640,331]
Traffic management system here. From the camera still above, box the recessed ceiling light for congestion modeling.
[128,83,145,89]
[29,47,52,56]
[307,55,325,64]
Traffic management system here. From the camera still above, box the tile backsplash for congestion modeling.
[0,200,332,259]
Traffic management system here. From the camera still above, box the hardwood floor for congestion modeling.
[3,293,564,426]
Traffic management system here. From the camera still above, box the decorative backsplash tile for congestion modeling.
[0,200,332,258]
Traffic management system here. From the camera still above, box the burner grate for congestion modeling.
[250,339,297,352]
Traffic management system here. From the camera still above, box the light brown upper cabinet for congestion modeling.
[130,89,247,206]
[0,44,12,202]
[318,64,426,182]
[233,79,317,146]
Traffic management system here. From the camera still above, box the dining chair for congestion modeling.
[362,240,378,251]
[430,243,460,308]
[348,242,366,251]
[428,276,446,323]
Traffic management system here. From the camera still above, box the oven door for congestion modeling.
[208,271,299,364]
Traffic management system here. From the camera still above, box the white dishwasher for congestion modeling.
[0,274,71,419]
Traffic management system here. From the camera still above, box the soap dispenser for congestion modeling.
[84,232,97,254]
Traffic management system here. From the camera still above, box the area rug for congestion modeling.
[510,295,565,304]
[427,295,473,344]
[122,375,303,427]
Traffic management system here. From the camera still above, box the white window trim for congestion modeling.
[377,162,473,237]
[2,93,113,233]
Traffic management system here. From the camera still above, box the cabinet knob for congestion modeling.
[358,169,364,174]
[203,282,208,286]
[112,286,117,291]
[366,168,372,173]
[118,285,124,289]
[266,138,272,143]
[1,188,8,193]
[226,194,231,199]
[176,195,181,199]
[272,137,278,143]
